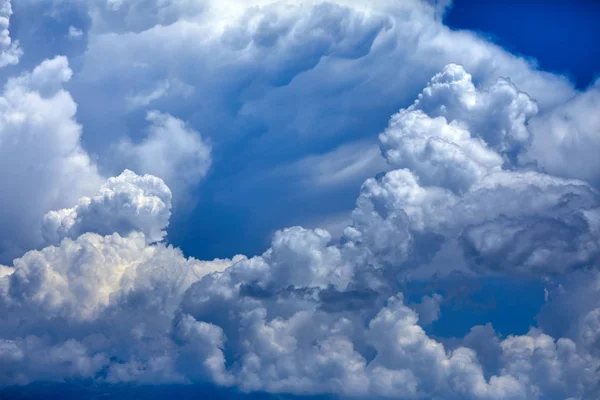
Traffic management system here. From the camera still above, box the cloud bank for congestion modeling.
[1,0,600,399]
[2,59,600,399]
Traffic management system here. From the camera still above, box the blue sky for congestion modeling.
[446,0,600,89]
[1,1,600,399]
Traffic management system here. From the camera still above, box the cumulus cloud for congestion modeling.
[0,164,236,386]
[20,0,563,159]
[0,57,208,263]
[351,64,600,276]
[3,64,600,399]
[379,64,538,193]
[525,81,600,187]
[0,56,103,262]
[0,229,242,386]
[116,111,211,200]
[178,251,599,399]
[409,293,443,325]
[413,64,539,157]
[39,0,581,257]
[349,168,600,275]
[0,0,21,67]
[2,0,600,398]
[42,169,172,245]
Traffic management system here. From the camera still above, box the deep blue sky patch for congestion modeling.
[446,0,600,88]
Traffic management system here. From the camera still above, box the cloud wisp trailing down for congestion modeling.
[1,60,600,400]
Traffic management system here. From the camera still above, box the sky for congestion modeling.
[0,0,600,399]
[445,0,600,89]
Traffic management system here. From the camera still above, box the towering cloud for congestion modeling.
[2,63,600,399]
[354,65,600,276]
[0,56,102,262]
[2,1,600,399]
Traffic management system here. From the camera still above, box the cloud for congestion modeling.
[350,64,600,276]
[525,81,600,187]
[179,256,598,398]
[67,26,84,39]
[90,0,207,34]
[379,64,538,193]
[39,0,579,258]
[0,0,21,67]
[0,167,238,386]
[2,0,600,398]
[42,169,172,246]
[3,64,600,399]
[536,271,600,356]
[125,80,193,109]
[409,293,443,325]
[0,228,242,385]
[0,56,103,262]
[268,139,388,190]
[115,111,211,200]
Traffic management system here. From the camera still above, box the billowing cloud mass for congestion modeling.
[116,111,212,200]
[0,0,21,67]
[1,0,600,399]
[525,81,600,186]
[42,0,592,259]
[2,59,600,399]
[42,169,172,245]
[0,56,103,262]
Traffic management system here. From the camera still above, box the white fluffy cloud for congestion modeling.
[0,55,212,261]
[525,82,600,187]
[379,64,538,193]
[2,0,600,398]
[42,169,172,245]
[116,111,212,200]
[352,64,600,276]
[0,166,236,386]
[64,0,575,164]
[176,240,599,399]
[0,230,242,385]
[0,0,21,67]
[3,64,600,399]
[0,56,103,262]
[350,168,600,275]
